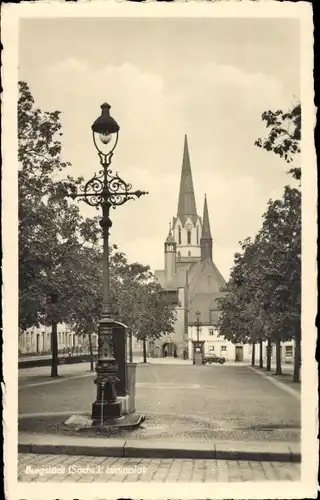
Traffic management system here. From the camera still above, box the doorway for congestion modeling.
[162,342,177,358]
[235,345,243,362]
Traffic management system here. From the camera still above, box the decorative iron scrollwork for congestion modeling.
[69,155,148,208]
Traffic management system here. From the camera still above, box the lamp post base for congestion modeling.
[92,400,122,422]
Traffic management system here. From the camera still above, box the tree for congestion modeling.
[134,281,176,363]
[66,244,176,366]
[18,81,100,376]
[109,255,176,364]
[259,187,301,379]
[218,186,301,380]
[255,104,301,181]
[217,239,268,352]
[255,102,301,381]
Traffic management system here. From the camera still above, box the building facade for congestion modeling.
[19,323,98,355]
[188,325,295,364]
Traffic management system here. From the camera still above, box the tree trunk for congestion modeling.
[142,338,147,363]
[293,329,301,383]
[266,337,272,371]
[51,321,59,377]
[251,341,256,366]
[275,338,282,375]
[129,329,133,363]
[88,332,94,372]
[259,339,263,368]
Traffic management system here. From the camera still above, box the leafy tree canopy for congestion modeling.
[19,81,100,330]
[217,186,301,346]
[255,103,301,180]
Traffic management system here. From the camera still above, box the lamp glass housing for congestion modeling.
[92,102,120,154]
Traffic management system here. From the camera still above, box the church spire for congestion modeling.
[177,135,197,224]
[201,194,213,261]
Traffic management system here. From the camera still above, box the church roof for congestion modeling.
[188,293,226,325]
[155,266,188,291]
[187,257,227,324]
[187,257,226,297]
[177,135,198,225]
[201,195,212,239]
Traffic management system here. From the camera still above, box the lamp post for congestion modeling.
[70,103,148,422]
[195,310,202,342]
[192,310,205,365]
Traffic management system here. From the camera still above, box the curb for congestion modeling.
[248,366,300,400]
[18,436,301,463]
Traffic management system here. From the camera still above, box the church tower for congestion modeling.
[172,135,202,262]
[200,195,213,261]
[164,223,176,281]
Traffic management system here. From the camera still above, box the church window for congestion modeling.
[197,226,199,244]
[187,230,191,244]
[178,226,181,244]
[188,251,191,257]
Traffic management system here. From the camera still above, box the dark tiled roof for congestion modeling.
[155,266,188,291]
[187,257,227,324]
[188,257,226,296]
[188,293,227,324]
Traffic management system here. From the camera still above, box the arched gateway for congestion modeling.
[162,341,177,358]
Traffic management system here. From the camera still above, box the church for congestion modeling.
[152,135,229,360]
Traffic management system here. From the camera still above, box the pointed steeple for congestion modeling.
[177,135,197,224]
[201,195,213,261]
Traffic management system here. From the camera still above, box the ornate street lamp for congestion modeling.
[195,310,202,342]
[70,103,148,422]
[192,310,204,365]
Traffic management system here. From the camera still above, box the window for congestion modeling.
[178,226,181,244]
[177,251,181,260]
[188,251,191,257]
[221,346,227,352]
[197,226,199,244]
[209,328,214,336]
[285,345,293,357]
[187,230,191,244]
[58,333,61,344]
[208,346,215,352]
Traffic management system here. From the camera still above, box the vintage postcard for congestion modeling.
[1,1,317,499]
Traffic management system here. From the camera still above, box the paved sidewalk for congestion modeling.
[18,453,300,482]
[19,363,94,380]
[18,433,300,462]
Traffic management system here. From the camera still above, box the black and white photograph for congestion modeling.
[2,2,317,499]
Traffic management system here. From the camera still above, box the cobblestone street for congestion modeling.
[19,363,300,443]
[18,453,300,482]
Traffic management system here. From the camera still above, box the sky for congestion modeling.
[19,17,301,280]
